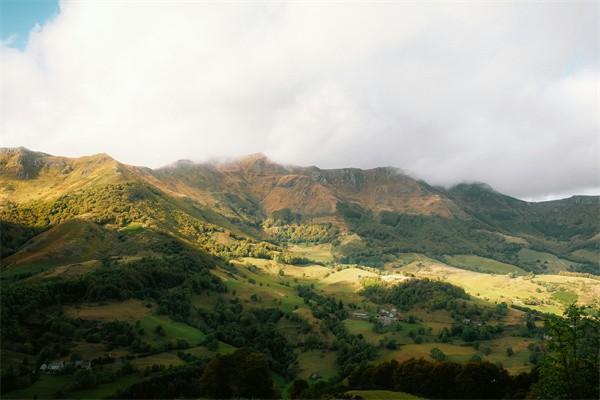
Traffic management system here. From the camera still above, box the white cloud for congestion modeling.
[1,1,598,199]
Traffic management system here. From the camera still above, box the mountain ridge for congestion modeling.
[4,147,596,203]
[1,146,598,273]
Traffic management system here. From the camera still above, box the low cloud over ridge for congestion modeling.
[1,1,598,200]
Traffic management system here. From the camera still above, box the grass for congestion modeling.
[317,267,379,303]
[27,260,101,281]
[551,290,578,306]
[183,341,236,358]
[191,292,222,311]
[343,318,433,347]
[219,262,307,312]
[1,349,32,369]
[570,249,598,264]
[65,299,152,321]
[380,343,476,364]
[296,350,338,381]
[68,373,145,398]
[377,333,537,375]
[130,352,185,368]
[61,342,109,361]
[140,314,205,345]
[0,259,59,279]
[119,222,145,233]
[321,268,378,287]
[287,243,334,263]
[517,248,579,274]
[5,374,73,399]
[344,319,381,345]
[444,255,527,275]
[234,257,330,280]
[399,262,599,315]
[347,390,423,400]
[485,336,536,374]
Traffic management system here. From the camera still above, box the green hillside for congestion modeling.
[0,148,598,399]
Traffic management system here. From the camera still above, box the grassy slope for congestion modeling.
[444,254,527,275]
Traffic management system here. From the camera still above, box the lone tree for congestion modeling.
[531,304,599,399]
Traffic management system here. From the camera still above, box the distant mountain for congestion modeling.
[1,147,598,273]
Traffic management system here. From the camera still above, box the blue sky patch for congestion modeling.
[1,0,59,49]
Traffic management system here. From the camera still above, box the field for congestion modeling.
[296,350,338,381]
[1,259,60,279]
[517,248,579,274]
[68,374,145,399]
[344,319,382,345]
[443,255,527,275]
[65,299,152,321]
[60,342,113,361]
[1,349,32,369]
[398,261,600,314]
[485,336,536,374]
[287,243,335,263]
[217,263,307,312]
[184,341,236,358]
[130,352,185,368]
[6,375,73,399]
[118,222,145,233]
[139,314,205,345]
[234,257,330,279]
[6,372,148,399]
[380,343,476,364]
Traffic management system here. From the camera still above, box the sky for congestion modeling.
[1,1,598,201]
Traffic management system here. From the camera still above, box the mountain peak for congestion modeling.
[237,152,268,163]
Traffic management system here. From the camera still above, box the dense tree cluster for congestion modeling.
[264,218,339,244]
[438,323,504,343]
[199,349,276,398]
[348,358,537,399]
[273,252,311,265]
[361,278,469,311]
[114,350,276,399]
[196,300,296,377]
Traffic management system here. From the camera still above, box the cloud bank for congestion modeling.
[1,1,598,200]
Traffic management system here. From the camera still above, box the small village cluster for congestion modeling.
[39,360,92,373]
[352,307,410,326]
